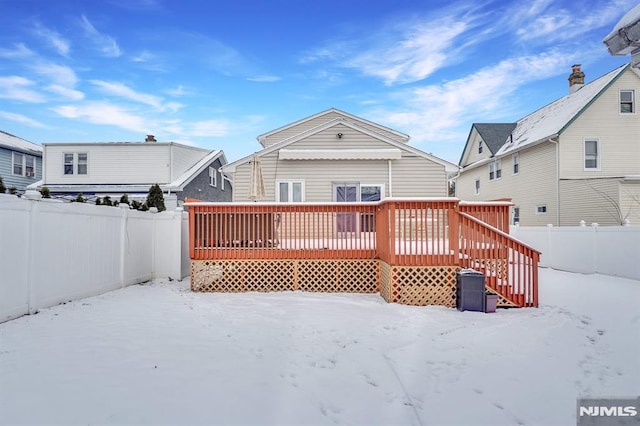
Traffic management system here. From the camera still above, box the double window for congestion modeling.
[12,152,36,178]
[584,139,600,170]
[489,159,502,180]
[620,90,635,114]
[277,181,304,202]
[64,153,87,175]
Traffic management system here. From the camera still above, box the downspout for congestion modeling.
[388,160,393,197]
[548,137,560,225]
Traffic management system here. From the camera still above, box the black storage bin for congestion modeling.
[456,269,486,312]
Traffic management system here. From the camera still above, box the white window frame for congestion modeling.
[620,89,635,114]
[584,139,600,171]
[488,159,502,181]
[208,166,217,187]
[512,206,520,225]
[359,184,384,202]
[11,152,36,178]
[478,140,483,154]
[12,152,24,176]
[474,179,480,195]
[536,205,547,214]
[512,153,519,175]
[63,152,88,175]
[276,180,305,202]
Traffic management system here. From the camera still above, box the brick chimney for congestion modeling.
[145,135,157,142]
[568,64,585,94]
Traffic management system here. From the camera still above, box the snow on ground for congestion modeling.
[0,268,638,426]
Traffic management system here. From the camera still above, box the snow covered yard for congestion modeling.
[0,268,638,426]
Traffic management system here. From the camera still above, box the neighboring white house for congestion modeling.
[603,3,640,68]
[221,108,459,202]
[0,130,42,194]
[30,137,231,207]
[456,63,640,226]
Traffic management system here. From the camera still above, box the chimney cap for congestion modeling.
[145,134,157,142]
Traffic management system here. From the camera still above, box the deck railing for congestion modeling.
[458,212,539,307]
[187,198,539,307]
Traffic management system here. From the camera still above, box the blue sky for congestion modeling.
[0,0,637,164]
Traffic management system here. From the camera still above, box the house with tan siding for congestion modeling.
[221,108,458,203]
[456,63,640,226]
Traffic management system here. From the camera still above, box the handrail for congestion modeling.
[457,211,539,307]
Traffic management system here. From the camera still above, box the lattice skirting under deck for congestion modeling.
[190,259,379,293]
[380,265,460,307]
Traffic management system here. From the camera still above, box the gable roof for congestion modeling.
[458,123,516,165]
[0,130,42,155]
[225,118,458,173]
[474,123,517,154]
[169,150,225,189]
[495,63,630,157]
[256,107,410,146]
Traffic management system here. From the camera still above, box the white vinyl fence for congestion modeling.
[0,195,189,322]
[511,224,640,281]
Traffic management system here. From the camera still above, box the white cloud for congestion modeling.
[80,15,122,57]
[46,84,85,101]
[32,22,71,56]
[302,7,484,86]
[371,51,572,150]
[52,102,147,132]
[0,43,34,59]
[188,120,229,137]
[0,110,47,128]
[246,75,281,83]
[0,76,46,103]
[32,63,78,87]
[90,80,163,109]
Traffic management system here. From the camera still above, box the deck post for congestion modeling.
[448,201,460,266]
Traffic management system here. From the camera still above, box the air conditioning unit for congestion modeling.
[26,171,35,177]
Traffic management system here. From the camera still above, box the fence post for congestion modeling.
[25,199,39,314]
[119,204,129,288]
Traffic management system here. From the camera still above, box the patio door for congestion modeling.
[334,183,358,234]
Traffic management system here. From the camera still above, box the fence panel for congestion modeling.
[0,197,189,322]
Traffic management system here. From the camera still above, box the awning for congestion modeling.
[279,148,402,160]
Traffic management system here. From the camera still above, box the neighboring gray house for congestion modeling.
[0,130,42,194]
[456,63,640,226]
[29,137,231,207]
[221,108,458,202]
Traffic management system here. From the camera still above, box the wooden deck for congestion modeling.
[186,199,539,308]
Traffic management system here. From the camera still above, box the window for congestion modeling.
[12,152,36,178]
[474,179,480,195]
[77,153,87,175]
[277,181,304,202]
[489,159,501,180]
[25,156,35,177]
[584,140,599,170]
[536,205,547,214]
[208,166,217,187]
[478,140,483,154]
[12,152,24,175]
[512,207,520,225]
[64,152,88,175]
[512,153,519,175]
[360,185,382,202]
[620,90,635,113]
[64,154,74,175]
